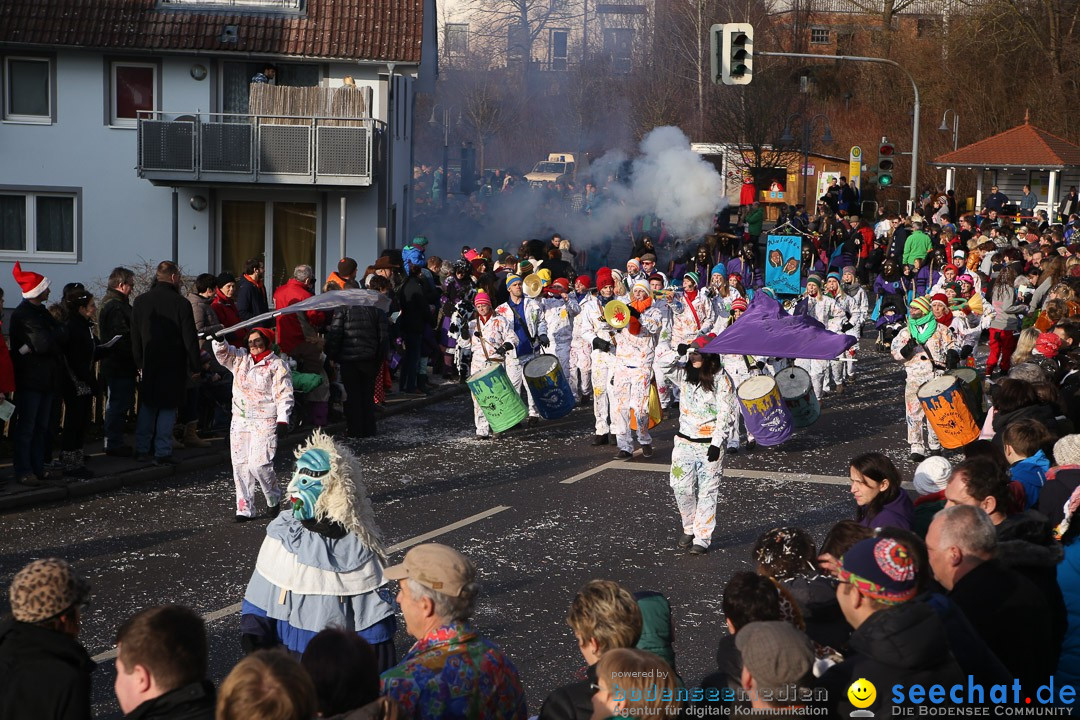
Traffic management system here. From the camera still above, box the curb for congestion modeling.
[1,384,465,514]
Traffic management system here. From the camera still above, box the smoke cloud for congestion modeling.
[417,125,726,263]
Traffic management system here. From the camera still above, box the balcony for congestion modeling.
[136,112,381,187]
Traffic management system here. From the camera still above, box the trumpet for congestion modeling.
[782,292,808,311]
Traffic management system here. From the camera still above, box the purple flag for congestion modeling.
[701,292,857,360]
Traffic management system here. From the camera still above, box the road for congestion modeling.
[0,341,915,718]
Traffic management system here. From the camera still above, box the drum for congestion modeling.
[946,367,984,421]
[736,375,793,447]
[917,374,980,449]
[775,366,820,428]
[523,354,576,420]
[466,362,528,433]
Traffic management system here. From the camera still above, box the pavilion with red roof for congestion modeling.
[932,114,1080,218]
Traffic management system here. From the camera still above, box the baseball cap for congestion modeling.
[837,537,917,605]
[735,621,814,692]
[9,558,91,623]
[383,543,475,597]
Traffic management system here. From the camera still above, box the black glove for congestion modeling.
[499,342,514,355]
[708,445,722,462]
[899,339,916,360]
[277,422,290,437]
[474,330,484,339]
[960,345,973,359]
[841,321,854,333]
[538,334,550,348]
[449,323,458,334]
[755,360,766,371]
[677,343,689,356]
[592,337,611,352]
[629,306,641,318]
[946,349,960,370]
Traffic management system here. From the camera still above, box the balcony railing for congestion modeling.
[136,112,381,186]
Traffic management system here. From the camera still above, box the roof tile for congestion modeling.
[0,0,423,63]
[934,122,1080,168]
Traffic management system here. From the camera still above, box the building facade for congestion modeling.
[0,0,435,295]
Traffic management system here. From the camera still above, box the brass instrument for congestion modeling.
[604,300,632,329]
[522,273,545,298]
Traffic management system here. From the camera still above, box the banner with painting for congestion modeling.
[765,235,802,296]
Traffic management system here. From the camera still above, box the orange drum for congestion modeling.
[917,375,980,449]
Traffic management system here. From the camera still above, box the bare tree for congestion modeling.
[442,66,525,173]
[463,0,583,70]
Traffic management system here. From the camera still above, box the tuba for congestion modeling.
[522,273,545,298]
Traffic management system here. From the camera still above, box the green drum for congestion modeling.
[467,362,528,433]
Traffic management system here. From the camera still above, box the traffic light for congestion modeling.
[876,139,895,187]
[710,23,753,85]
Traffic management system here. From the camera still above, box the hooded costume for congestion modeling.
[240,430,397,668]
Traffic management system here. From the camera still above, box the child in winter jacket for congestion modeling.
[1002,419,1053,508]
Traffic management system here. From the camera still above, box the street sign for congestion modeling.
[849,146,862,194]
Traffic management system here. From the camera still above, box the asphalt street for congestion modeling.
[0,340,916,718]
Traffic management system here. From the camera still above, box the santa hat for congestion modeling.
[13,262,49,299]
[596,267,614,289]
[731,298,749,313]
[575,274,592,289]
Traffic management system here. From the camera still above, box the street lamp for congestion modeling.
[939,109,959,192]
[780,112,833,207]
[939,109,959,151]
[428,104,458,209]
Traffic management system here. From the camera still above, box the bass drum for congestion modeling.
[736,375,793,447]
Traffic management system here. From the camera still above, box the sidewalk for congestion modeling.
[0,382,465,513]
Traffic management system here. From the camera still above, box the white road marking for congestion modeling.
[563,460,913,489]
[90,505,512,663]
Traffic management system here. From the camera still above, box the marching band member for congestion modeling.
[650,273,676,410]
[496,274,549,425]
[931,293,979,363]
[463,292,516,439]
[838,265,869,387]
[568,275,593,402]
[708,264,741,328]
[793,274,845,399]
[824,272,857,394]
[670,272,716,355]
[719,297,767,452]
[664,334,737,555]
[611,280,663,459]
[891,296,960,463]
[581,268,619,445]
[539,277,578,378]
[625,257,648,290]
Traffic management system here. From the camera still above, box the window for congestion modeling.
[221,61,321,117]
[446,24,469,57]
[4,57,52,122]
[111,61,157,126]
[810,27,829,44]
[604,28,633,73]
[550,29,569,70]
[916,18,935,38]
[0,190,78,258]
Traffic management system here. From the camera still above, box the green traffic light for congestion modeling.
[879,175,893,187]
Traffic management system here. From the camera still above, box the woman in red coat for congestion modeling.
[211,272,243,347]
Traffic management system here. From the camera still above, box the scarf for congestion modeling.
[842,281,859,295]
[244,273,265,291]
[628,297,652,336]
[252,348,273,364]
[908,310,937,345]
[937,309,954,328]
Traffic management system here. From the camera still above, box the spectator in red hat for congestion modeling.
[9,262,63,486]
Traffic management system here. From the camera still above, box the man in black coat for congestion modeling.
[817,537,965,717]
[927,505,1055,693]
[0,558,94,720]
[114,605,215,720]
[234,256,270,329]
[397,264,433,394]
[8,262,64,485]
[325,276,390,438]
[131,262,201,465]
[98,267,138,457]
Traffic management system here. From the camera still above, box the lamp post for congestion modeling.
[939,109,959,191]
[428,105,455,209]
[781,113,833,208]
